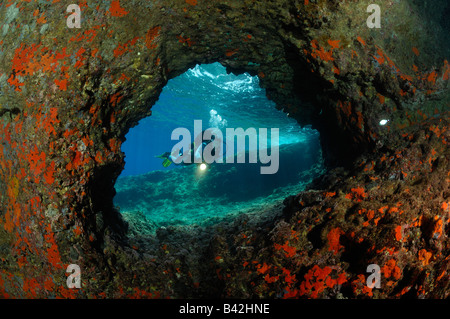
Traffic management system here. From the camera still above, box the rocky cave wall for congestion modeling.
[0,0,449,298]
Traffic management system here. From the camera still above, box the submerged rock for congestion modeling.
[0,0,448,298]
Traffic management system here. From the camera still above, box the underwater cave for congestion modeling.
[114,63,324,228]
[0,0,449,301]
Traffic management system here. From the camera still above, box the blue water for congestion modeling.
[115,63,324,227]
[120,63,318,176]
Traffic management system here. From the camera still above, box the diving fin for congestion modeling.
[162,158,172,167]
[155,153,167,159]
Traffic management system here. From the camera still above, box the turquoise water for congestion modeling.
[114,63,324,227]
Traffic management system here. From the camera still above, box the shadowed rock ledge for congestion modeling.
[0,0,449,298]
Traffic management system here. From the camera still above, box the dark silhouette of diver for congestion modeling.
[156,131,222,167]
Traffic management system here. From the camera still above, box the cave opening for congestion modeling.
[113,62,324,229]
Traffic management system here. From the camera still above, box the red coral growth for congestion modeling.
[109,0,129,17]
[65,141,91,172]
[352,187,367,199]
[44,161,56,185]
[9,43,70,92]
[109,138,122,153]
[257,263,270,274]
[23,277,40,298]
[176,35,194,47]
[310,39,334,62]
[378,206,388,214]
[94,151,105,164]
[74,47,87,68]
[7,75,25,92]
[54,78,68,91]
[10,43,40,77]
[113,37,140,57]
[146,26,161,50]
[110,92,124,106]
[356,36,366,46]
[327,39,340,49]
[44,224,63,270]
[70,25,104,43]
[327,227,344,255]
[225,49,239,57]
[351,274,373,297]
[274,241,296,258]
[359,208,377,227]
[394,225,402,241]
[373,47,385,65]
[28,145,46,184]
[345,187,367,202]
[333,65,340,75]
[427,71,438,85]
[299,265,345,298]
[73,226,82,236]
[381,259,402,280]
[43,277,54,292]
[418,249,432,266]
[432,217,443,239]
[264,274,279,283]
[282,268,297,285]
[39,107,61,136]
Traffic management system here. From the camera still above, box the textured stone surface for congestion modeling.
[0,0,449,298]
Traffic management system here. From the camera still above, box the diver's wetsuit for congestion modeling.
[156,131,220,167]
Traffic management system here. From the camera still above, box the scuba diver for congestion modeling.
[156,130,223,168]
